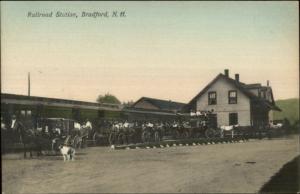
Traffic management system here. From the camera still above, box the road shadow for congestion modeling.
[259,155,299,193]
[2,151,87,160]
[74,152,87,156]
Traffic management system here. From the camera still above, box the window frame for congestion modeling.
[228,90,238,104]
[208,91,217,105]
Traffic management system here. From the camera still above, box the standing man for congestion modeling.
[10,115,19,143]
[10,115,17,130]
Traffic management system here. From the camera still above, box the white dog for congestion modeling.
[59,145,76,161]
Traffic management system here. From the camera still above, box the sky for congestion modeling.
[1,1,299,103]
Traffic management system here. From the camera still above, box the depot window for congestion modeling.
[208,91,217,105]
[228,90,237,104]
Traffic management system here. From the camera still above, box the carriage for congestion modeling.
[91,113,221,146]
[88,110,281,147]
[1,116,89,155]
[165,112,220,139]
[91,120,138,146]
[36,118,90,151]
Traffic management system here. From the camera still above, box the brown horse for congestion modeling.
[11,119,42,158]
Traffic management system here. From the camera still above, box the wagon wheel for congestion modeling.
[205,128,215,139]
[72,135,81,149]
[183,130,190,139]
[175,130,181,139]
[108,133,116,145]
[154,131,160,142]
[141,131,151,143]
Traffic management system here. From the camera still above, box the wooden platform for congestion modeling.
[113,137,249,150]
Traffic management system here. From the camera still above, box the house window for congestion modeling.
[208,92,217,105]
[228,90,237,104]
[229,113,238,125]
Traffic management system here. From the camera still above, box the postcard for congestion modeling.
[1,1,299,193]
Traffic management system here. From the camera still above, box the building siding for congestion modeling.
[196,77,251,127]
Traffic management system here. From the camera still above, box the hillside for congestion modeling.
[273,98,299,124]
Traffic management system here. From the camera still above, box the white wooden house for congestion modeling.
[183,69,281,127]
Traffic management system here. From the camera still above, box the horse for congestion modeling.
[220,124,240,138]
[269,122,283,129]
[268,121,284,138]
[11,118,42,158]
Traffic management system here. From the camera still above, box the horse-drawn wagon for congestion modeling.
[92,120,139,146]
[36,118,90,151]
[1,116,91,157]
[82,110,286,147]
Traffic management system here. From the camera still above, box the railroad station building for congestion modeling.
[183,69,281,127]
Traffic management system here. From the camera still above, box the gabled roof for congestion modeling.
[131,97,186,112]
[244,83,262,89]
[184,73,281,112]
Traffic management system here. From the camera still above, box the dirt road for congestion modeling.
[2,136,299,193]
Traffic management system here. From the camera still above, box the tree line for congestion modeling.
[96,93,134,107]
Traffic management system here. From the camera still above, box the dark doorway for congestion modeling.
[208,114,218,128]
[229,113,238,125]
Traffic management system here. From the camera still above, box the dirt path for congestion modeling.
[2,136,299,193]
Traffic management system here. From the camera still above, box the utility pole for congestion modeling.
[28,72,31,96]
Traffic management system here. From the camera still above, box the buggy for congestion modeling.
[36,118,86,151]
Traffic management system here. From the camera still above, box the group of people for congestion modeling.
[95,119,210,134]
[44,119,93,138]
[74,119,93,130]
[73,119,93,132]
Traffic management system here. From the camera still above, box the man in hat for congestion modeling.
[9,114,21,143]
[10,115,17,130]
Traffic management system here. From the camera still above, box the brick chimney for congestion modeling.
[224,69,229,77]
[235,74,239,82]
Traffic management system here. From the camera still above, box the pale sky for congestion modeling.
[1,1,299,103]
